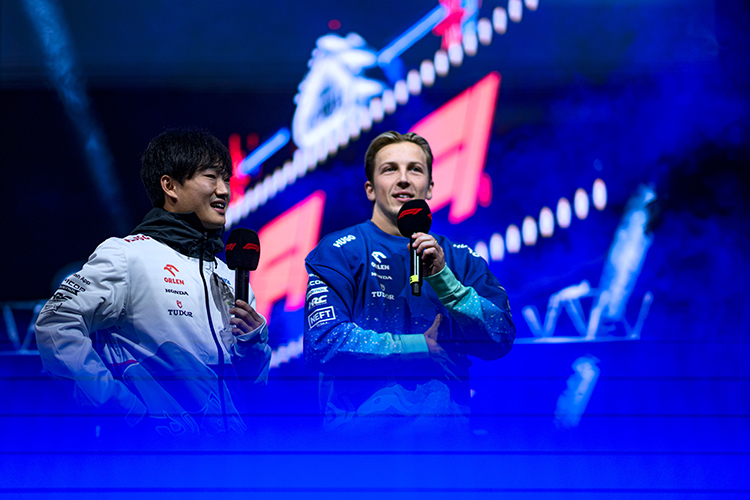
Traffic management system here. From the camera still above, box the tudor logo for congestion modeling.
[177,300,183,309]
[371,251,386,264]
[164,264,179,277]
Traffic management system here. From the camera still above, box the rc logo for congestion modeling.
[371,251,387,264]
[309,295,327,307]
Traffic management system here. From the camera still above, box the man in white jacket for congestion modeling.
[35,129,271,437]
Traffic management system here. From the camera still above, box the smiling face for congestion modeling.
[162,166,230,230]
[365,141,433,236]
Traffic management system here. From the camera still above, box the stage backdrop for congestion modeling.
[1,0,749,496]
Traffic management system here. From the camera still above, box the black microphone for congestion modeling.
[396,199,432,296]
[225,228,260,303]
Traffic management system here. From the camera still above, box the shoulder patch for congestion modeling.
[452,243,482,259]
[332,235,356,248]
[124,235,152,243]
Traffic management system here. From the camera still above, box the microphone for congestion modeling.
[225,228,260,303]
[396,199,432,296]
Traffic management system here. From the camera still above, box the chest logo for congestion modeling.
[371,251,387,264]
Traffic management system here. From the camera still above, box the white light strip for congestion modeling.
[478,179,605,262]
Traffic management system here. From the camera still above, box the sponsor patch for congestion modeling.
[72,273,91,286]
[306,286,328,299]
[371,291,395,300]
[308,306,336,329]
[370,262,390,271]
[165,288,189,296]
[308,279,325,286]
[333,235,356,248]
[453,243,482,259]
[371,251,387,264]
[124,235,151,243]
[309,295,328,308]
[371,272,393,280]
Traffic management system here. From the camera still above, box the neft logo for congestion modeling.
[333,235,356,248]
[163,264,185,285]
[308,306,336,329]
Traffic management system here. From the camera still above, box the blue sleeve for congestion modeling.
[425,249,515,360]
[303,245,428,374]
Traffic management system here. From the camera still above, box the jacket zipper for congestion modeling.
[199,233,228,431]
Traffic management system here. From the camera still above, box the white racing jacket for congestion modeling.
[35,209,271,436]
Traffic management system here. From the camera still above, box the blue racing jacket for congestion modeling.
[304,220,515,429]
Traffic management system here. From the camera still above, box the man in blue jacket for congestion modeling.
[304,131,515,432]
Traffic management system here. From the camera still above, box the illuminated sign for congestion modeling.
[412,72,500,223]
[249,191,326,319]
[292,34,384,154]
[225,2,537,227]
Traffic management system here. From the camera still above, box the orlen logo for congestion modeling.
[371,251,386,264]
[164,264,185,285]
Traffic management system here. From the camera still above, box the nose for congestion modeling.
[216,177,230,198]
[397,166,410,186]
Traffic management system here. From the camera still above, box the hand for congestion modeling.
[228,299,264,337]
[423,314,447,358]
[410,232,445,276]
[423,314,471,369]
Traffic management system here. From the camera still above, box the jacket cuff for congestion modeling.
[425,265,462,300]
[399,333,429,354]
[236,316,268,346]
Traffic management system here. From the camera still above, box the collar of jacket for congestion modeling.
[130,208,224,261]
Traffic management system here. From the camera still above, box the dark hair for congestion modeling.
[140,128,233,207]
[364,131,433,184]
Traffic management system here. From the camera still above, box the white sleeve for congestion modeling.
[34,238,147,423]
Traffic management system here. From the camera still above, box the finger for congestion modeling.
[432,313,442,327]
[232,300,262,322]
[230,317,248,334]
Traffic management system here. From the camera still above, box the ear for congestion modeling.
[161,175,180,206]
[365,180,376,202]
[425,179,434,201]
